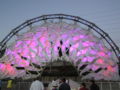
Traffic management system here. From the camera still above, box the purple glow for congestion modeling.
[0,23,118,80]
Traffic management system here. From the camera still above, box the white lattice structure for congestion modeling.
[0,19,119,80]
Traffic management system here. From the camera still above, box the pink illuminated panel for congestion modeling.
[0,22,118,80]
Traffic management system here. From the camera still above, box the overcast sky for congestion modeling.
[0,0,120,47]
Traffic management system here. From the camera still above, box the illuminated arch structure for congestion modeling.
[0,14,120,80]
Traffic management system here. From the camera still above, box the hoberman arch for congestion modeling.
[0,14,120,80]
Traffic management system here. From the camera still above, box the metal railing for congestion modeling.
[1,81,120,90]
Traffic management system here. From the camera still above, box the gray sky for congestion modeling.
[0,0,120,47]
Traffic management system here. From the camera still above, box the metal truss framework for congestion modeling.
[0,14,120,73]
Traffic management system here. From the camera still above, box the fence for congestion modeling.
[1,81,120,90]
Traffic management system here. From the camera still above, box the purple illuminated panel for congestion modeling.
[0,23,119,80]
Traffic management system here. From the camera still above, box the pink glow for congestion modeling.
[98,52,105,56]
[70,47,74,52]
[0,64,16,75]
[83,41,94,47]
[54,46,58,52]
[90,50,97,55]
[79,35,85,38]
[61,45,65,52]
[0,64,6,72]
[77,51,81,56]
[87,57,95,62]
[2,23,117,80]
[61,34,68,39]
[81,48,88,54]
[92,65,99,71]
[73,36,80,41]
[30,52,36,58]
[35,32,42,38]
[6,64,16,75]
[97,59,104,64]
[73,43,79,49]
[64,39,70,46]
[82,57,87,62]
[107,66,114,72]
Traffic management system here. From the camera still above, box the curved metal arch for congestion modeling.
[0,14,120,64]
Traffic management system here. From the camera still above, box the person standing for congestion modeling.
[0,80,2,90]
[59,78,71,90]
[30,78,44,90]
[90,80,99,90]
[79,83,89,90]
[51,78,59,90]
[7,79,13,90]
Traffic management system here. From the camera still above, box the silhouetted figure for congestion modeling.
[65,47,69,56]
[58,47,62,57]
[79,83,89,90]
[90,80,99,90]
[60,40,63,45]
[65,44,71,56]
[59,78,71,90]
[57,40,64,57]
[0,80,2,90]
